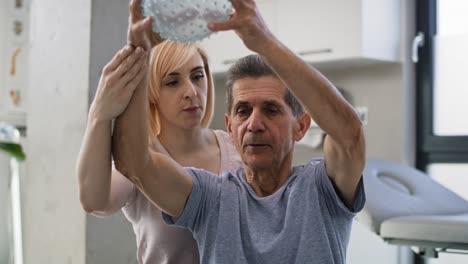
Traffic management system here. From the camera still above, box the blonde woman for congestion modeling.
[77,40,241,263]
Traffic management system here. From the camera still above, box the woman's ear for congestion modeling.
[294,113,311,142]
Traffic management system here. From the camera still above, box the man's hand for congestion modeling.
[207,0,276,53]
[127,0,164,51]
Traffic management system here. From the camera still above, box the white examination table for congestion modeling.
[357,159,468,258]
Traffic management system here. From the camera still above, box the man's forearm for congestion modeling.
[258,39,362,147]
[112,75,150,184]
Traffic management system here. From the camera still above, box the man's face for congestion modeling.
[225,76,306,171]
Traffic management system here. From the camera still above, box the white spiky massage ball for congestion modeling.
[141,0,233,43]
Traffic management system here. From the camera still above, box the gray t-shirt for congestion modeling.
[163,158,366,264]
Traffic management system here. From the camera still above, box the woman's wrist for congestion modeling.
[88,105,112,125]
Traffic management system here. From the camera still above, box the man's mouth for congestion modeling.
[246,143,270,148]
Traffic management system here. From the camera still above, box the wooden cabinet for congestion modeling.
[201,0,401,72]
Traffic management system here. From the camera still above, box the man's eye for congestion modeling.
[267,107,278,114]
[236,108,249,116]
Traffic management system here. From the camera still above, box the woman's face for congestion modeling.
[157,52,209,131]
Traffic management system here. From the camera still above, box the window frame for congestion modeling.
[416,0,468,170]
[416,0,468,263]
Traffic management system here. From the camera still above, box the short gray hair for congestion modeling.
[225,54,304,116]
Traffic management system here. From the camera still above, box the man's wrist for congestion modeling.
[253,33,281,57]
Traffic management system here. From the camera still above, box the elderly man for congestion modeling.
[114,0,366,263]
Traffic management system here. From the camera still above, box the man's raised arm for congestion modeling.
[111,0,192,217]
[209,0,365,208]
[255,43,365,208]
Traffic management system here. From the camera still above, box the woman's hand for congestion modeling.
[90,45,148,122]
[127,0,164,51]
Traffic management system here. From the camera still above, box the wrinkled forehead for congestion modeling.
[232,76,287,105]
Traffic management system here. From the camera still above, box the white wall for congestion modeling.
[0,2,11,262]
[0,1,6,108]
[86,1,139,264]
[22,0,92,263]
[0,154,12,263]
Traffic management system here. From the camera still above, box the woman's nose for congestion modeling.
[184,82,197,99]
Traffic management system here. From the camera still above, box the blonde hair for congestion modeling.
[147,40,214,140]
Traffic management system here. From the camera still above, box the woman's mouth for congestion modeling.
[183,106,201,113]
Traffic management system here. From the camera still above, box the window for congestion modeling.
[416,0,468,263]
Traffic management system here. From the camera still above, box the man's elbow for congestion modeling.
[113,151,152,191]
[113,157,129,178]
[342,121,366,162]
[325,115,365,155]
[113,155,146,184]
[112,133,148,181]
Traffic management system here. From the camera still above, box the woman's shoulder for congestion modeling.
[211,129,234,151]
[211,129,229,137]
[211,129,242,174]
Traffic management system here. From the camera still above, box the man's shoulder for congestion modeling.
[185,166,243,182]
[290,158,327,187]
[296,158,325,174]
[185,167,217,178]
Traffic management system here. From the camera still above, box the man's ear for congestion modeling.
[225,113,232,135]
[294,113,311,142]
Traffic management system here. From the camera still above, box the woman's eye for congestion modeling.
[193,73,205,81]
[165,80,178,86]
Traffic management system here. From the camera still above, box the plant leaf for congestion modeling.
[0,142,26,161]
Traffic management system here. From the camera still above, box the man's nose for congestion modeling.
[247,110,266,133]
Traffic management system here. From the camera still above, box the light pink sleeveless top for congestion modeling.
[122,130,242,264]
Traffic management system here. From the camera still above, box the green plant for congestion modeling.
[0,122,26,161]
[0,142,26,161]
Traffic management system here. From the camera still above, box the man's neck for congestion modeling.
[244,154,294,197]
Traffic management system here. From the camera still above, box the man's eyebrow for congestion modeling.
[167,66,204,76]
[233,101,250,108]
[263,99,283,107]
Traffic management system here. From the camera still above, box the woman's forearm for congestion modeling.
[77,45,148,214]
[76,109,113,213]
